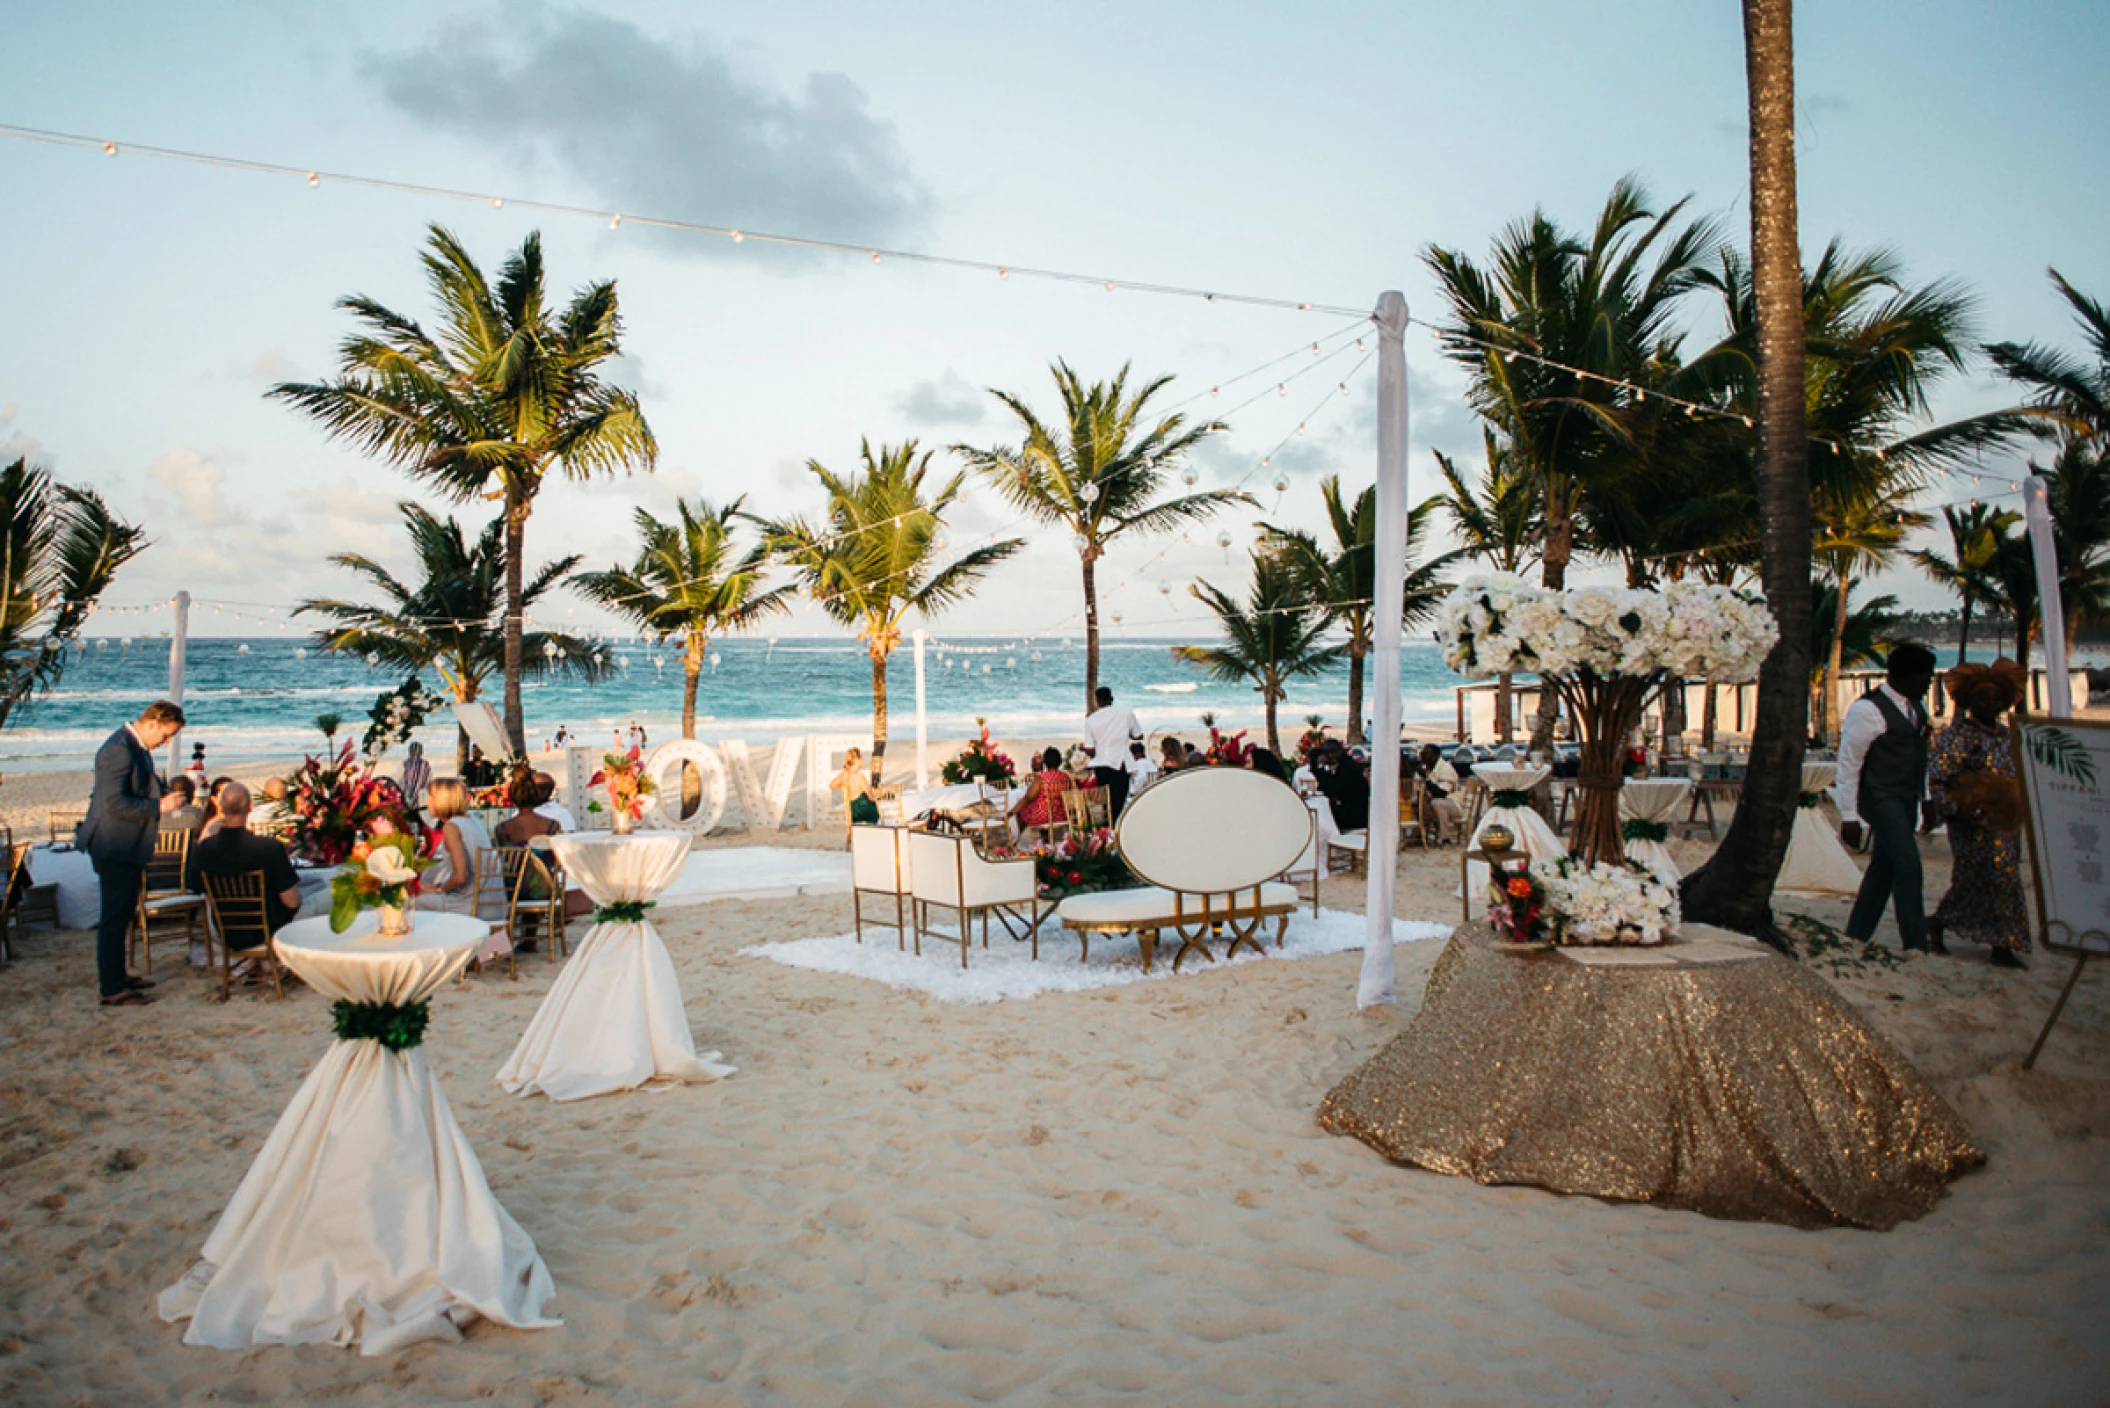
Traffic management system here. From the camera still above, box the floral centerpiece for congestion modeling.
[1437,574,1776,867]
[1202,726,1252,768]
[1621,746,1649,780]
[328,832,434,934]
[940,721,1017,786]
[1489,855,1680,947]
[283,741,418,865]
[1295,717,1329,764]
[360,677,447,759]
[588,746,656,834]
[1003,828,1133,899]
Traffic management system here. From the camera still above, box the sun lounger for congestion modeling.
[1056,767,1313,973]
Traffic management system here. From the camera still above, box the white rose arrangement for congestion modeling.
[1436,575,1778,684]
[1529,856,1682,946]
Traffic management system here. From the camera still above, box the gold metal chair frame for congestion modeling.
[132,827,205,975]
[910,837,1044,969]
[1061,886,1296,975]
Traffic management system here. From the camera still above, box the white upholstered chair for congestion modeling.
[850,824,916,949]
[907,829,1043,967]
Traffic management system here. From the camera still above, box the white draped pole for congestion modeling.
[913,629,930,787]
[2022,476,2072,719]
[165,589,191,777]
[1358,291,1409,1008]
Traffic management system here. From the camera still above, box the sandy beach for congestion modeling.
[2,747,2107,1405]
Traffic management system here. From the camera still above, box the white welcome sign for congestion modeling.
[2016,717,2110,954]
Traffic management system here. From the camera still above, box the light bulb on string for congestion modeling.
[1181,466,1198,487]
[1071,532,1089,551]
[491,196,503,208]
[103,141,117,156]
[306,172,319,188]
[1078,482,1099,506]
[609,214,622,229]
[1272,472,1290,493]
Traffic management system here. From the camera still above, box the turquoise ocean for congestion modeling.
[0,635,1473,774]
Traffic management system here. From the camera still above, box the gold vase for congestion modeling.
[377,899,413,936]
[612,807,635,836]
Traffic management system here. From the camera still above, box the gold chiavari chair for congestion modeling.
[497,845,568,964]
[132,827,206,975]
[48,809,85,845]
[199,870,285,1001]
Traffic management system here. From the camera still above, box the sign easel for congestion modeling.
[2014,715,2110,1069]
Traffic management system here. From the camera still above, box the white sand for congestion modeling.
[1,749,2107,1403]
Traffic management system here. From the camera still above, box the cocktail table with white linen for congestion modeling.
[1619,777,1692,882]
[158,911,557,1355]
[1463,764,1561,897]
[496,831,734,1102]
[1777,759,1865,896]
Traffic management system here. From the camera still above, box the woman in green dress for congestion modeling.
[832,747,881,828]
[1926,659,2031,968]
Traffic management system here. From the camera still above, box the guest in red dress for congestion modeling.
[1014,748,1076,832]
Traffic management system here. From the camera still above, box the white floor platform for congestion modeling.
[654,846,853,909]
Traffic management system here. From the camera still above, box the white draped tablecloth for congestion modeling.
[496,831,734,1102]
[902,781,1028,823]
[25,846,97,929]
[1778,760,1865,897]
[1306,794,1340,860]
[1465,765,1562,896]
[158,911,557,1355]
[1620,777,1692,882]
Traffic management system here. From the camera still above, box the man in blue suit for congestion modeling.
[78,699,186,1007]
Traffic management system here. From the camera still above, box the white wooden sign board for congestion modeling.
[2015,717,2110,955]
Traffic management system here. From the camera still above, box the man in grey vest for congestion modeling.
[1836,643,1940,954]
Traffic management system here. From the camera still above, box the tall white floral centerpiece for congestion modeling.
[1436,575,1777,869]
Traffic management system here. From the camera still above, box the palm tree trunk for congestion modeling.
[682,639,703,740]
[871,650,890,784]
[502,498,528,755]
[1701,681,1719,750]
[1346,642,1367,748]
[1265,683,1282,756]
[1957,592,1973,664]
[1682,0,1813,941]
[1529,505,1575,756]
[1081,549,1100,715]
[1824,572,1851,745]
[1496,672,1514,743]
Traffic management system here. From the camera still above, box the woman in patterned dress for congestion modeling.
[1926,659,2031,968]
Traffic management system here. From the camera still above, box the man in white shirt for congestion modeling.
[531,770,578,832]
[1125,740,1158,795]
[1835,643,1940,954]
[1084,687,1144,818]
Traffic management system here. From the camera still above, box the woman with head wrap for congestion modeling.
[1926,658,2032,968]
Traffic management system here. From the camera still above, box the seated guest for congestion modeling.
[400,742,432,808]
[250,777,293,834]
[531,770,577,831]
[495,772,592,921]
[464,746,496,789]
[1127,740,1159,793]
[161,776,206,836]
[830,746,880,827]
[1417,743,1464,842]
[1183,742,1203,767]
[1014,748,1076,832]
[1316,740,1370,832]
[185,782,303,935]
[198,776,238,840]
[1245,747,1289,784]
[423,778,510,967]
[1158,737,1186,775]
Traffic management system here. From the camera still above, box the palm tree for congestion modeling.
[1682,0,1812,939]
[1174,551,1344,754]
[763,440,1023,780]
[0,458,147,732]
[1810,579,1903,718]
[295,503,606,769]
[572,498,794,741]
[269,225,656,754]
[1260,477,1454,746]
[1909,502,2018,664]
[1424,175,1722,754]
[954,362,1240,712]
[1811,477,1930,740]
[1985,270,2109,440]
[1435,434,1542,743]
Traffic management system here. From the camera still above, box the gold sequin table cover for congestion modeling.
[1318,923,1982,1228]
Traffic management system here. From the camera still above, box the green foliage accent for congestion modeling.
[2025,727,2099,787]
[331,998,431,1051]
[1492,789,1536,809]
[1621,818,1670,843]
[1797,790,1827,809]
[1782,914,1906,974]
[594,901,655,924]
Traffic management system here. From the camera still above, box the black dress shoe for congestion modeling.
[1928,936,1951,956]
[1990,947,2027,970]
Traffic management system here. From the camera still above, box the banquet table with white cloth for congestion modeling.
[902,782,1028,825]
[1619,777,1692,882]
[496,831,735,1102]
[25,845,97,929]
[158,911,557,1354]
[1463,764,1562,896]
[1306,794,1340,866]
[1777,760,1866,897]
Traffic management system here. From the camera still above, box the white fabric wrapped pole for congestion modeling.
[2022,476,2072,718]
[1359,291,1409,1008]
[158,914,558,1354]
[497,831,734,1101]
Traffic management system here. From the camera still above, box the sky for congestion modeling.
[3,0,2105,646]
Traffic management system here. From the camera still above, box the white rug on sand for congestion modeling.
[740,908,1450,1004]
[655,847,852,909]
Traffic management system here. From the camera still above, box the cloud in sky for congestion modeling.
[362,6,931,253]
[896,372,989,428]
